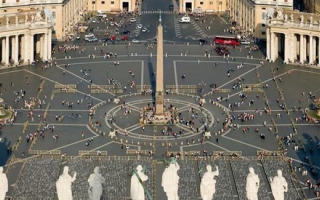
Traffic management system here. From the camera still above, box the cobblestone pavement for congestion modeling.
[1,42,320,199]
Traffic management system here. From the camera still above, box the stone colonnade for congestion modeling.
[0,31,51,65]
[267,28,320,65]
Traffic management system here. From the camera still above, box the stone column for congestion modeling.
[30,34,34,62]
[36,34,40,54]
[14,35,19,64]
[270,32,276,61]
[20,35,24,61]
[313,37,317,64]
[1,38,5,64]
[309,36,314,64]
[292,33,297,62]
[266,28,271,60]
[5,36,9,65]
[300,34,304,63]
[303,35,307,62]
[24,34,29,62]
[40,34,44,59]
[284,33,289,63]
[319,37,320,65]
[11,36,15,62]
[47,30,52,60]
[43,33,48,61]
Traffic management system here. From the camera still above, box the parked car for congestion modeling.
[121,30,131,35]
[130,18,137,22]
[92,19,98,23]
[132,39,140,43]
[85,33,94,38]
[142,27,148,32]
[240,40,251,45]
[136,24,142,29]
[109,21,114,26]
[76,35,81,40]
[121,35,129,40]
[199,39,208,44]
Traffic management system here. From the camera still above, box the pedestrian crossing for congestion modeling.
[174,17,181,38]
[140,11,175,14]
[190,20,207,38]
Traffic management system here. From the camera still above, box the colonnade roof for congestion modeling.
[0,10,46,26]
[273,9,320,25]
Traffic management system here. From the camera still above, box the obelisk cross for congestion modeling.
[155,11,164,115]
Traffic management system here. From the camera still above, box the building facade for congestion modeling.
[178,0,227,14]
[0,10,52,65]
[0,0,87,40]
[227,0,293,39]
[266,8,320,66]
[87,0,137,13]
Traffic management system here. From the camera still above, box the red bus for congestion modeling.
[214,36,240,46]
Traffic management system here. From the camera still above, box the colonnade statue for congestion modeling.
[56,166,77,200]
[88,167,105,200]
[246,167,260,200]
[130,165,148,200]
[0,167,8,200]
[200,165,219,200]
[162,161,180,200]
[270,170,288,200]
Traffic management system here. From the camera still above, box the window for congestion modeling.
[52,6,56,9]
[2,0,5,3]
[209,1,213,5]
[111,0,114,4]
[261,12,267,20]
[52,11,56,18]
[16,0,19,2]
[101,1,105,3]
[262,7,266,10]
[261,23,265,27]
[200,1,203,5]
[284,0,288,2]
[92,1,95,4]
[261,31,266,35]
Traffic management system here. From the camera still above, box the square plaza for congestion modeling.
[0,41,320,199]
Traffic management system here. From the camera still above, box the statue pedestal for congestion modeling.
[204,131,211,139]
[143,111,172,125]
[109,131,116,139]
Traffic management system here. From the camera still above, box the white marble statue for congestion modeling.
[88,167,105,200]
[310,16,313,26]
[36,10,42,21]
[6,17,9,25]
[300,15,304,24]
[290,14,294,22]
[200,165,219,200]
[130,165,148,200]
[162,162,180,200]
[15,15,18,25]
[277,9,283,20]
[270,170,288,200]
[0,167,8,200]
[284,14,288,21]
[56,166,77,200]
[246,167,260,200]
[25,14,28,23]
[31,15,35,22]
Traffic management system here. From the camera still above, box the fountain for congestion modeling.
[307,99,320,120]
[0,98,13,121]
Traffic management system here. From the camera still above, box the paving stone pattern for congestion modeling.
[230,160,271,200]
[13,159,61,200]
[198,160,233,200]
[67,159,95,200]
[177,160,198,200]
[262,160,301,200]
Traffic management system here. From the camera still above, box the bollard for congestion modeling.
[198,60,200,64]
[187,42,189,45]
[223,54,225,58]
[247,55,249,58]
[208,54,210,58]
[165,53,167,57]
[181,53,183,56]
[185,53,187,56]
[150,53,152,57]
[135,53,137,56]
[131,53,133,56]
[94,47,97,50]
[69,56,71,59]
[65,56,67,59]
[251,56,253,59]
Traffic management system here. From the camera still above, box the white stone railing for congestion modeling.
[270,20,320,30]
[0,22,51,31]
[0,0,62,7]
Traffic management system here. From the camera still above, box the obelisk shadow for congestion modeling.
[147,57,156,101]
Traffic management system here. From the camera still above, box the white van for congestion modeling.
[179,16,190,23]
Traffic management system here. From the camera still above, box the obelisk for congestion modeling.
[155,12,164,115]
